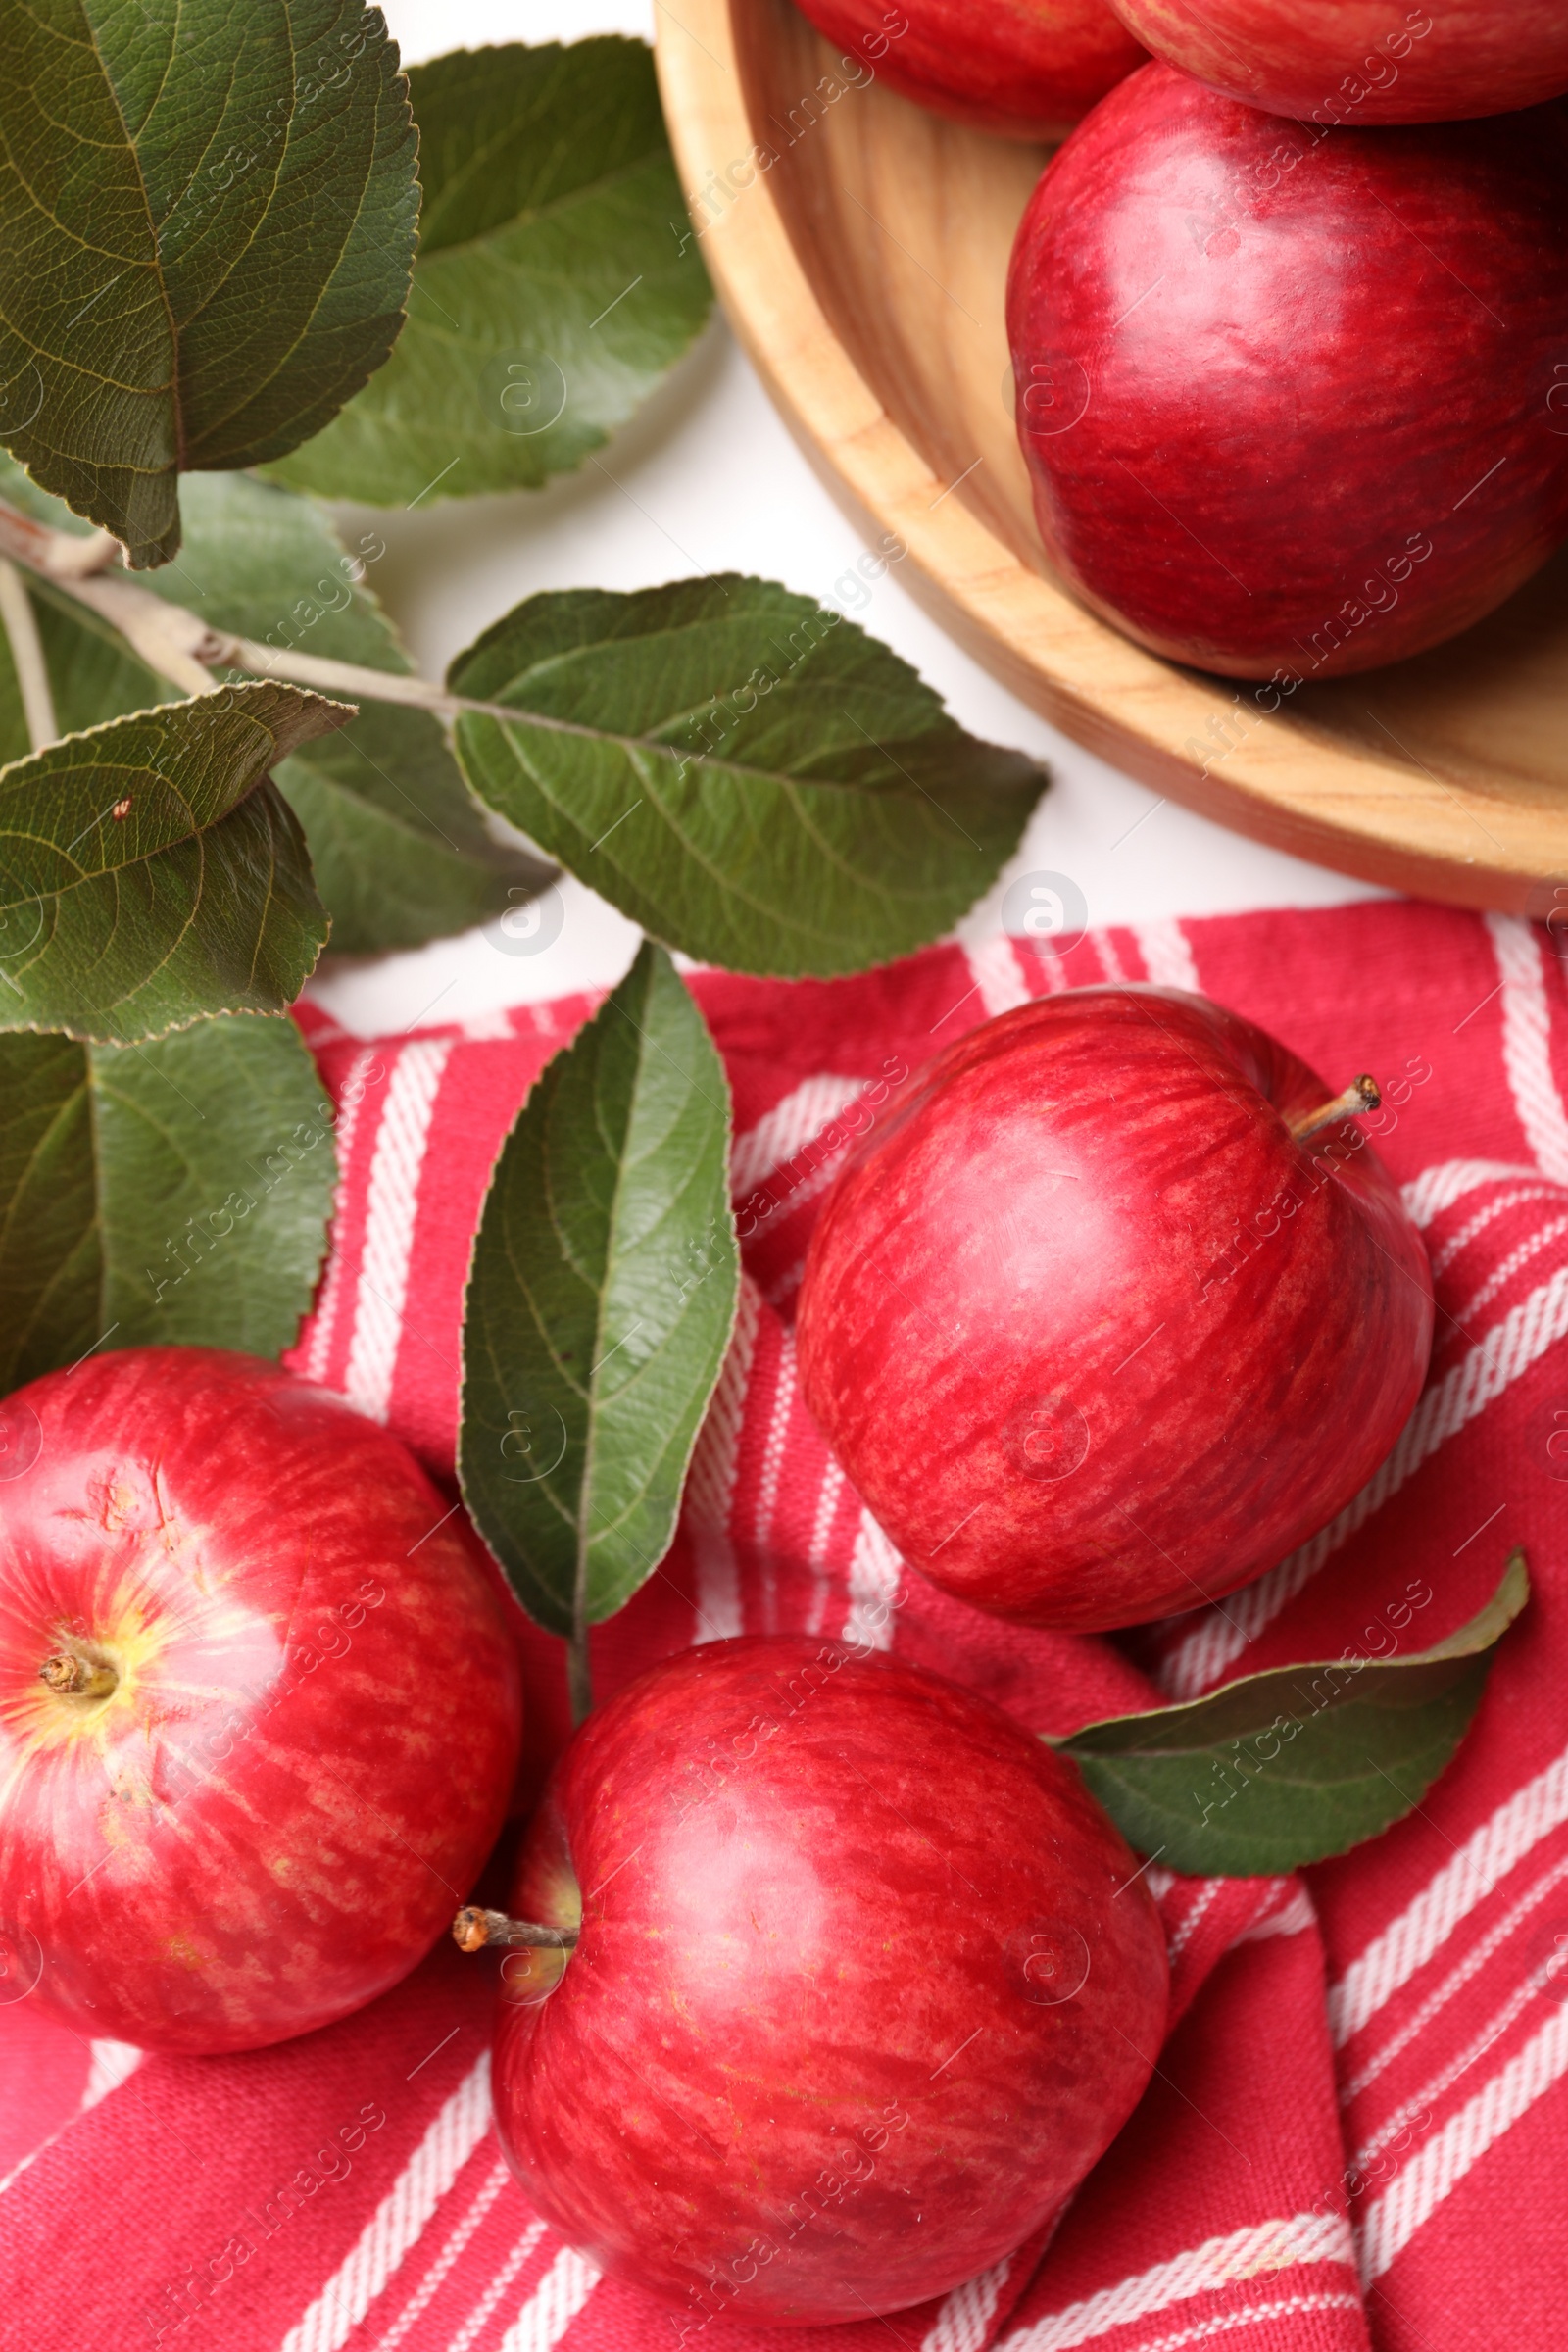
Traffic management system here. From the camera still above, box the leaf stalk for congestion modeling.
[567,1621,594,1729]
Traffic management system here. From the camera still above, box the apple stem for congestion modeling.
[1287,1074,1380,1144]
[451,1905,578,1954]
[38,1651,117,1700]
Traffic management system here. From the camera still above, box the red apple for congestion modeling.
[795,987,1433,1630]
[0,1348,522,2055]
[792,0,1147,142]
[487,1636,1166,2327]
[1103,0,1568,125]
[1006,66,1568,679]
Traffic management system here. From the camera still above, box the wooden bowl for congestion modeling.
[655,0,1568,912]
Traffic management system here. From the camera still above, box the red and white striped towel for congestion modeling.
[3,900,1565,2352]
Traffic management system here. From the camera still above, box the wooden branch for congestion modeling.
[0,559,57,749]
[0,491,681,760]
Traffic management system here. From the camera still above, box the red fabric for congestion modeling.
[3,901,1566,2352]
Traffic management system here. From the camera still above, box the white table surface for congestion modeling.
[311,0,1387,1041]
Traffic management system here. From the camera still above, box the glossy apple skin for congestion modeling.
[0,1348,522,2055]
[796,987,1433,1631]
[792,0,1146,141]
[1105,0,1568,124]
[1007,67,1568,679]
[491,1637,1166,2326]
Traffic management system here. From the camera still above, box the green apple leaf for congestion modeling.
[0,1016,335,1390]
[0,464,551,954]
[0,0,417,567]
[459,941,738,1651]
[262,37,712,506]
[148,475,552,951]
[1056,1554,1530,1877]
[448,576,1047,976]
[0,680,342,1044]
[270,696,553,956]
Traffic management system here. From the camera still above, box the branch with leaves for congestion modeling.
[0,491,1045,981]
[0,12,1511,1883]
[0,15,1045,1771]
